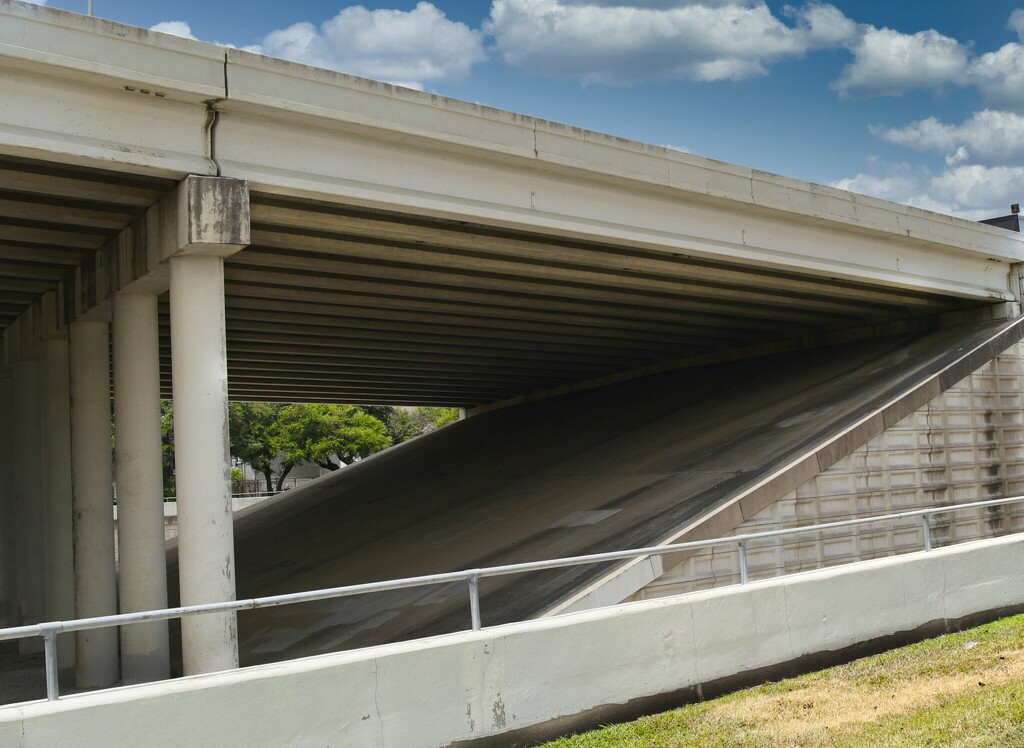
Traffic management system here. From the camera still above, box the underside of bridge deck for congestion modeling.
[0,155,990,408]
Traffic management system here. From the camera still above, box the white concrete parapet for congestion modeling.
[2,533,1022,747]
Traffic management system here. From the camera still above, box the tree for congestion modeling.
[360,405,460,445]
[160,400,175,497]
[228,402,285,493]
[276,404,391,489]
[166,401,411,495]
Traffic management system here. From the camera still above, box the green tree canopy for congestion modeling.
[228,402,285,493]
[361,405,460,445]
[226,402,392,492]
[277,404,391,475]
[165,401,449,495]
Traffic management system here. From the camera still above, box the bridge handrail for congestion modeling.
[5,494,1024,703]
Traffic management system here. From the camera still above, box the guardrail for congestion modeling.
[3,495,1023,703]
[162,491,279,503]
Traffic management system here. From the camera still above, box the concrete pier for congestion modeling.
[69,320,119,688]
[39,338,75,668]
[170,255,238,676]
[113,292,169,684]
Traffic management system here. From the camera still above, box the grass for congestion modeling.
[540,615,1024,747]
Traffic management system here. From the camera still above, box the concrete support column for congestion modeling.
[112,292,169,684]
[170,255,238,675]
[69,320,119,688]
[39,338,75,668]
[0,372,17,627]
[12,358,44,652]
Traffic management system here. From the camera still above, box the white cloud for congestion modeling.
[830,159,936,206]
[787,2,858,48]
[484,0,855,85]
[829,11,1024,106]
[831,27,970,97]
[250,2,485,89]
[1009,8,1024,40]
[931,165,1024,216]
[968,42,1024,110]
[150,21,198,40]
[563,0,750,6]
[871,110,1024,165]
[945,145,970,167]
[832,160,1022,221]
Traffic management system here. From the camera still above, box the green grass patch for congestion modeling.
[541,615,1024,747]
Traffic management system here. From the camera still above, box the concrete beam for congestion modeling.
[2,2,1021,305]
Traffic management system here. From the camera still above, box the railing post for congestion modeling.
[738,540,749,584]
[43,628,59,701]
[468,572,482,631]
[922,514,932,552]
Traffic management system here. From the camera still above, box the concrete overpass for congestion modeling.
[1,0,1023,717]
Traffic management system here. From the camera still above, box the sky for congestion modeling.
[28,0,1024,220]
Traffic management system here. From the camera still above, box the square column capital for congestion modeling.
[164,175,250,260]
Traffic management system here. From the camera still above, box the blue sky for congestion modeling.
[33,0,1024,220]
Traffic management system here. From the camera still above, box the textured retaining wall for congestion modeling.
[632,343,1024,601]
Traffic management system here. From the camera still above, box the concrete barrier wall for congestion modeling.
[2,534,1023,748]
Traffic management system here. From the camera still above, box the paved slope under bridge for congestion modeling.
[166,317,1024,667]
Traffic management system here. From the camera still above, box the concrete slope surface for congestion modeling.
[168,318,1024,667]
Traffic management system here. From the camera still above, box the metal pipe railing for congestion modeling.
[4,494,1022,703]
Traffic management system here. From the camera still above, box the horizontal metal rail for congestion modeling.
[4,494,1023,702]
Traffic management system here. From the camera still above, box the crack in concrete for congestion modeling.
[939,551,949,632]
[687,600,701,688]
[781,583,797,662]
[373,658,385,747]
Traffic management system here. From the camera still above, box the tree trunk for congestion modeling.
[317,459,340,472]
[275,464,293,492]
[262,469,274,494]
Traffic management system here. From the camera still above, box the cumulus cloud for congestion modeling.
[945,145,970,167]
[249,2,485,89]
[831,27,970,97]
[849,97,1024,219]
[828,10,1024,107]
[929,165,1024,213]
[871,110,1024,165]
[787,1,858,48]
[832,161,1022,221]
[831,167,926,205]
[1009,8,1024,40]
[484,0,856,85]
[968,42,1024,110]
[150,21,198,40]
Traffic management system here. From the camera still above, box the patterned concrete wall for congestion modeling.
[631,342,1024,601]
